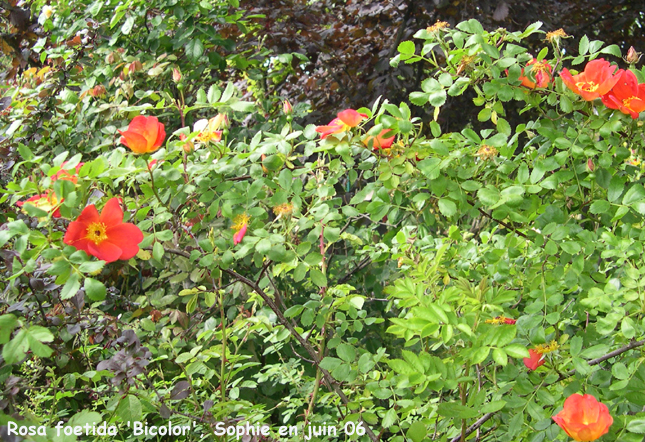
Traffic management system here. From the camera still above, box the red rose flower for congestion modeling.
[315,109,368,139]
[118,115,166,154]
[523,348,545,371]
[518,58,552,89]
[560,58,623,101]
[600,69,645,119]
[63,198,144,263]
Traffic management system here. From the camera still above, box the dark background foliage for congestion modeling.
[228,0,644,130]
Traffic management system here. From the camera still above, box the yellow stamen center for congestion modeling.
[86,222,109,245]
[232,214,250,231]
[575,81,599,92]
[534,340,559,355]
[623,96,637,109]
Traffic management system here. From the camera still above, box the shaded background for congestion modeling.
[228,0,644,130]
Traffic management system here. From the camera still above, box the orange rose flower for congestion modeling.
[17,193,61,218]
[518,58,552,89]
[600,69,645,119]
[560,59,623,101]
[315,109,368,139]
[552,394,613,441]
[363,129,395,150]
[523,348,545,370]
[118,115,166,154]
[63,198,144,263]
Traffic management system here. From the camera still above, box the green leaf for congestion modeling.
[437,402,479,419]
[319,357,342,371]
[406,421,426,442]
[492,348,508,366]
[336,343,356,362]
[116,395,142,422]
[60,273,81,300]
[438,198,457,216]
[84,278,107,301]
[186,39,204,61]
[153,241,165,261]
[382,408,397,428]
[504,344,530,358]
[471,346,490,364]
[579,35,589,55]
[589,200,610,214]
[478,186,500,206]
[121,15,135,35]
[3,330,29,364]
[623,184,645,205]
[627,419,645,434]
[398,41,415,55]
[409,92,429,106]
[0,314,19,344]
[79,260,105,274]
[309,268,327,287]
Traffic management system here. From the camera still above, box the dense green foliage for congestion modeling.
[1,1,645,442]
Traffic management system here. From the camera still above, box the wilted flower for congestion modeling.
[17,193,61,218]
[63,198,144,263]
[552,394,613,442]
[363,129,396,150]
[485,316,517,325]
[533,340,559,354]
[232,213,250,245]
[119,115,166,154]
[560,59,623,101]
[273,203,294,217]
[315,109,367,139]
[624,46,642,65]
[427,21,450,33]
[518,58,552,89]
[600,69,645,119]
[545,28,568,46]
[523,349,545,371]
[476,145,498,160]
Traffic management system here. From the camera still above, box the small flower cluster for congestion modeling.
[561,58,645,119]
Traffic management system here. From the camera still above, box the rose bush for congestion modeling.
[1,5,645,442]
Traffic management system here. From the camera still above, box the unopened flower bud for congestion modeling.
[211,113,229,130]
[283,99,293,115]
[172,68,182,82]
[105,52,116,64]
[624,46,642,65]
[180,133,194,153]
[586,158,595,172]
